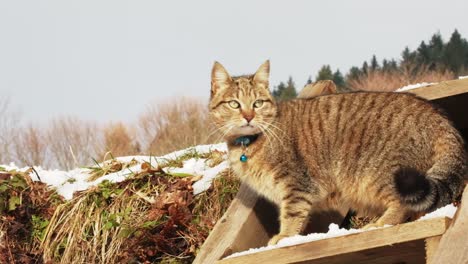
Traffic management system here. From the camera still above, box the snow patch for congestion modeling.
[459,75,468,79]
[395,82,435,92]
[417,203,457,221]
[192,161,229,195]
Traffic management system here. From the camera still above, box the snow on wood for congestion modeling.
[220,217,451,264]
[395,82,435,92]
[223,203,458,260]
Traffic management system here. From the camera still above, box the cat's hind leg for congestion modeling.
[363,202,408,229]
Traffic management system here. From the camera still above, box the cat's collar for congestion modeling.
[233,134,260,147]
[232,134,260,163]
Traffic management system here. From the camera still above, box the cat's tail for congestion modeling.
[394,133,467,212]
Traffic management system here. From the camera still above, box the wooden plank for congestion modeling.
[193,183,268,264]
[195,184,349,263]
[424,236,441,264]
[408,78,468,100]
[294,240,427,264]
[298,80,337,99]
[218,217,451,264]
[430,185,468,264]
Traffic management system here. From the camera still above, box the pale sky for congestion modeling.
[1,0,467,122]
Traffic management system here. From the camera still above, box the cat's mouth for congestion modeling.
[231,124,262,136]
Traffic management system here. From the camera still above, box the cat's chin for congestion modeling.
[229,125,262,137]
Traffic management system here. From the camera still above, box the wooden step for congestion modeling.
[218,217,451,264]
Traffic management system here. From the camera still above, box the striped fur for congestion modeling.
[209,61,467,245]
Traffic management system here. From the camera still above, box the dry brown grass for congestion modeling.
[348,64,455,92]
[139,97,218,156]
[40,158,239,263]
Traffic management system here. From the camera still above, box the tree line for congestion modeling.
[272,29,468,99]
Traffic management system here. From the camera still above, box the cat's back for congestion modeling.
[276,91,461,175]
[278,91,446,130]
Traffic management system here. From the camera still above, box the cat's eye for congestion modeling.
[228,100,240,109]
[253,100,264,108]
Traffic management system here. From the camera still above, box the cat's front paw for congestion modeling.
[268,234,288,246]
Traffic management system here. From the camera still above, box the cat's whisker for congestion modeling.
[258,121,286,149]
[204,123,231,141]
[258,123,276,151]
[214,123,235,143]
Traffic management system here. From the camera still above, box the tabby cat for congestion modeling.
[209,60,467,245]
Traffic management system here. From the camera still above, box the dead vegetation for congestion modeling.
[348,64,454,92]
[0,151,239,263]
[4,97,221,171]
[139,97,218,156]
[0,168,64,263]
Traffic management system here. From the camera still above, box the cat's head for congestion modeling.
[209,60,277,140]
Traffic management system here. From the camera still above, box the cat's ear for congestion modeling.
[211,61,232,96]
[253,60,270,86]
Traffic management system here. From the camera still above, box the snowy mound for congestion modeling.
[1,143,228,199]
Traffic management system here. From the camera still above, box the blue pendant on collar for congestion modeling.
[234,135,256,163]
[240,153,248,162]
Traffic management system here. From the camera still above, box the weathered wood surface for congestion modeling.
[218,217,451,264]
[297,80,337,99]
[192,184,269,264]
[430,185,468,264]
[424,236,441,264]
[194,183,348,263]
[408,77,468,100]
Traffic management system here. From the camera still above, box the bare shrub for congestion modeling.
[14,124,47,166]
[101,122,140,158]
[139,97,218,156]
[348,64,455,92]
[44,117,102,170]
[0,97,21,164]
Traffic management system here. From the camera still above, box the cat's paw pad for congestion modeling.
[268,234,288,246]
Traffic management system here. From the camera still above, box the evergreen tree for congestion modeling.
[427,32,445,69]
[332,70,346,88]
[361,61,369,75]
[444,29,468,75]
[306,76,313,85]
[282,76,297,100]
[416,41,431,65]
[382,59,389,71]
[388,59,398,72]
[370,55,380,71]
[346,66,362,81]
[315,65,334,81]
[272,82,286,98]
[272,77,297,100]
[401,46,417,65]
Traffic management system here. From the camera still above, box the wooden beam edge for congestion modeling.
[430,185,468,264]
[408,78,468,100]
[193,183,264,264]
[218,217,451,264]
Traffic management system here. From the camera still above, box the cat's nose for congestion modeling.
[243,113,255,123]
